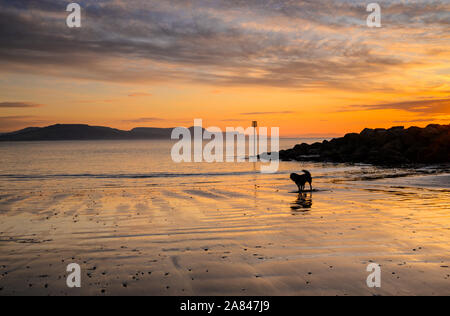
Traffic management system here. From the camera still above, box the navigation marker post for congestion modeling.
[252,121,258,161]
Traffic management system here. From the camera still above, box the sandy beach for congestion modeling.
[0,152,448,295]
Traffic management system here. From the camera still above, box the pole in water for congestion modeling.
[252,121,258,160]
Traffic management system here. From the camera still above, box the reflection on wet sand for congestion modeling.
[291,192,313,212]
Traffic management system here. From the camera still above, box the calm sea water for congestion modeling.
[0,139,448,192]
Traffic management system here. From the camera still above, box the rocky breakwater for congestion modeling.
[279,124,450,165]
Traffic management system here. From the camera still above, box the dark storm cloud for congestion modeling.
[0,0,447,88]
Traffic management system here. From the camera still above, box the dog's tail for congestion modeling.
[302,170,311,178]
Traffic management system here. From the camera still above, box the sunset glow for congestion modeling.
[0,0,448,136]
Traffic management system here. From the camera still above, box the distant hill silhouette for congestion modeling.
[0,124,205,141]
[279,124,450,165]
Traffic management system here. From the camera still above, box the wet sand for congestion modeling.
[0,172,449,296]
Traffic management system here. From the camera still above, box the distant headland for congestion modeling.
[279,124,449,165]
[0,124,184,141]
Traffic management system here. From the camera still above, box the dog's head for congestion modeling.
[290,173,299,181]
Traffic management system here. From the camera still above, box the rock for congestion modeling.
[278,124,450,165]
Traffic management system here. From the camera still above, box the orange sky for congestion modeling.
[0,1,449,137]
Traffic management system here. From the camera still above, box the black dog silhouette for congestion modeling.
[290,170,313,192]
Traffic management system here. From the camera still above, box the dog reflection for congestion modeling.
[291,192,312,212]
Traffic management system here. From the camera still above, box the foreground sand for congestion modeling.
[0,172,449,296]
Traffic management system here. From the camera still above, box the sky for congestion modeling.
[0,0,449,137]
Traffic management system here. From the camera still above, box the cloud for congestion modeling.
[0,102,43,108]
[128,92,152,97]
[121,117,166,123]
[0,0,447,90]
[0,115,48,132]
[240,111,297,115]
[219,119,247,122]
[393,118,438,123]
[346,98,450,114]
[76,99,116,104]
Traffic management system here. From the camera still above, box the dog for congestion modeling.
[290,170,313,192]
